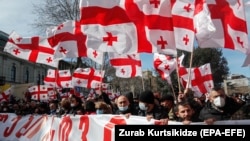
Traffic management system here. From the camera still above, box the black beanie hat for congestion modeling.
[139,90,154,104]
[160,95,174,102]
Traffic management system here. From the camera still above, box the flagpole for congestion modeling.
[169,80,177,103]
[187,50,194,89]
[99,52,106,91]
[175,54,183,93]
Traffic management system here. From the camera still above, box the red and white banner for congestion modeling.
[0,113,249,141]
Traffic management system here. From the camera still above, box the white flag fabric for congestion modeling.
[194,0,216,45]
[72,68,105,89]
[4,31,59,68]
[242,54,250,67]
[109,53,142,78]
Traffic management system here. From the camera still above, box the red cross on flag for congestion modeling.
[47,20,104,64]
[153,53,177,84]
[44,69,73,88]
[80,0,138,54]
[109,53,142,78]
[4,31,59,68]
[171,0,196,52]
[178,63,214,97]
[0,87,11,102]
[28,85,48,102]
[72,68,105,89]
[198,0,249,54]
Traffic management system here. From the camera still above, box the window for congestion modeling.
[11,63,16,82]
[25,67,29,83]
[37,71,41,85]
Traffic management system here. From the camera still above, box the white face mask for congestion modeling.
[118,106,128,111]
[213,96,225,108]
[139,103,148,111]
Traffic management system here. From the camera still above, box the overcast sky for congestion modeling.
[0,0,250,77]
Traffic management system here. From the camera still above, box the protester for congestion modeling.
[114,95,138,117]
[199,87,246,124]
[174,100,201,124]
[160,94,175,120]
[138,90,168,124]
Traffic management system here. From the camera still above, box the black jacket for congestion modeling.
[199,97,244,121]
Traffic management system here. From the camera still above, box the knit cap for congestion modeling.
[139,90,154,104]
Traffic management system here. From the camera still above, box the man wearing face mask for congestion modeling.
[199,87,245,125]
[137,90,169,124]
[114,95,137,116]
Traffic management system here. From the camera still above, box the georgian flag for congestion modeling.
[171,0,196,52]
[153,53,177,83]
[178,63,214,97]
[72,68,105,89]
[47,87,58,100]
[0,87,11,102]
[199,0,249,54]
[47,20,104,64]
[94,83,109,93]
[123,0,177,55]
[44,69,72,88]
[4,31,59,68]
[242,53,250,67]
[28,85,48,102]
[109,53,142,78]
[194,0,216,45]
[80,0,138,54]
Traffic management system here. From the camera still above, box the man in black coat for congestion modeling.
[199,87,245,124]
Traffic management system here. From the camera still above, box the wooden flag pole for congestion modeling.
[187,51,194,89]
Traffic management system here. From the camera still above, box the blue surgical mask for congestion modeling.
[96,109,104,114]
[139,103,148,111]
[118,106,128,111]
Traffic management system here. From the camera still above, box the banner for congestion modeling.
[0,113,249,141]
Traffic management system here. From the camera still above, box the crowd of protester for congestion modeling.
[1,86,250,125]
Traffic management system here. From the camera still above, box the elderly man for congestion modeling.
[114,95,137,116]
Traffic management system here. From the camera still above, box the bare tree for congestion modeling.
[32,0,80,35]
